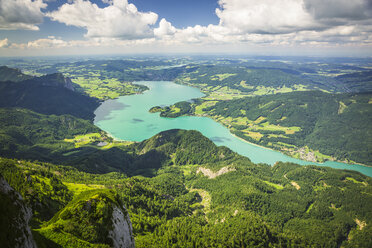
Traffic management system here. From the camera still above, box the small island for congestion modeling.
[149,101,193,118]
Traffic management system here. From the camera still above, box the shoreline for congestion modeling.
[210,115,371,168]
[191,112,371,168]
[93,80,372,170]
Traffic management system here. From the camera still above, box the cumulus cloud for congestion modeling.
[4,0,371,53]
[153,0,372,47]
[154,18,176,37]
[304,0,372,21]
[27,37,68,48]
[47,0,158,39]
[215,0,318,34]
[0,0,46,30]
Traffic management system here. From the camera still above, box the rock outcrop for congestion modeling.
[197,166,236,179]
[34,73,75,91]
[109,205,135,248]
[40,189,135,247]
[0,175,36,248]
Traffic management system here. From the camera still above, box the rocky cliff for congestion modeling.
[0,175,36,248]
[109,205,135,248]
[34,73,75,91]
[37,189,135,247]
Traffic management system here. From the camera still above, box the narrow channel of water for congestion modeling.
[94,81,372,177]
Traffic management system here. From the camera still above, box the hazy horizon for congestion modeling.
[0,0,372,57]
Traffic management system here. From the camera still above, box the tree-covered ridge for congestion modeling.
[203,91,372,165]
[335,70,372,92]
[135,129,238,166]
[0,66,33,82]
[175,65,317,93]
[0,73,100,120]
[173,65,371,101]
[0,108,101,162]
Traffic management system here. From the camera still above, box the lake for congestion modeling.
[94,81,372,177]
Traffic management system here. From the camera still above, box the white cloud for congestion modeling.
[154,18,176,37]
[153,0,372,48]
[215,0,319,34]
[47,0,158,39]
[0,0,46,30]
[3,0,371,55]
[304,0,372,21]
[26,37,68,48]
[0,38,8,48]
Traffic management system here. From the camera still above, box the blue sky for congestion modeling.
[0,0,371,56]
[130,0,220,28]
[1,0,219,43]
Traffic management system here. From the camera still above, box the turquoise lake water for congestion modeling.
[94,81,372,177]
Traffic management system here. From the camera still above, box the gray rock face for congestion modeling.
[0,176,36,248]
[108,205,135,248]
[35,73,75,91]
[62,77,75,91]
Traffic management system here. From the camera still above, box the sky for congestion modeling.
[0,0,371,57]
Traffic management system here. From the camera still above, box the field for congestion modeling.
[72,77,145,100]
[64,132,133,150]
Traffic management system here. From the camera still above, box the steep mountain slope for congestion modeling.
[0,66,33,82]
[0,108,101,162]
[0,175,36,248]
[0,73,99,120]
[0,158,135,248]
[38,189,135,248]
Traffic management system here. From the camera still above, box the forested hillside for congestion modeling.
[203,91,372,165]
[0,108,100,162]
[0,66,33,82]
[1,129,371,247]
[0,73,99,120]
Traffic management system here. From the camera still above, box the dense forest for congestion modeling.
[0,68,99,120]
[1,134,371,247]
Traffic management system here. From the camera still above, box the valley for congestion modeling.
[0,56,371,247]
[2,0,371,247]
